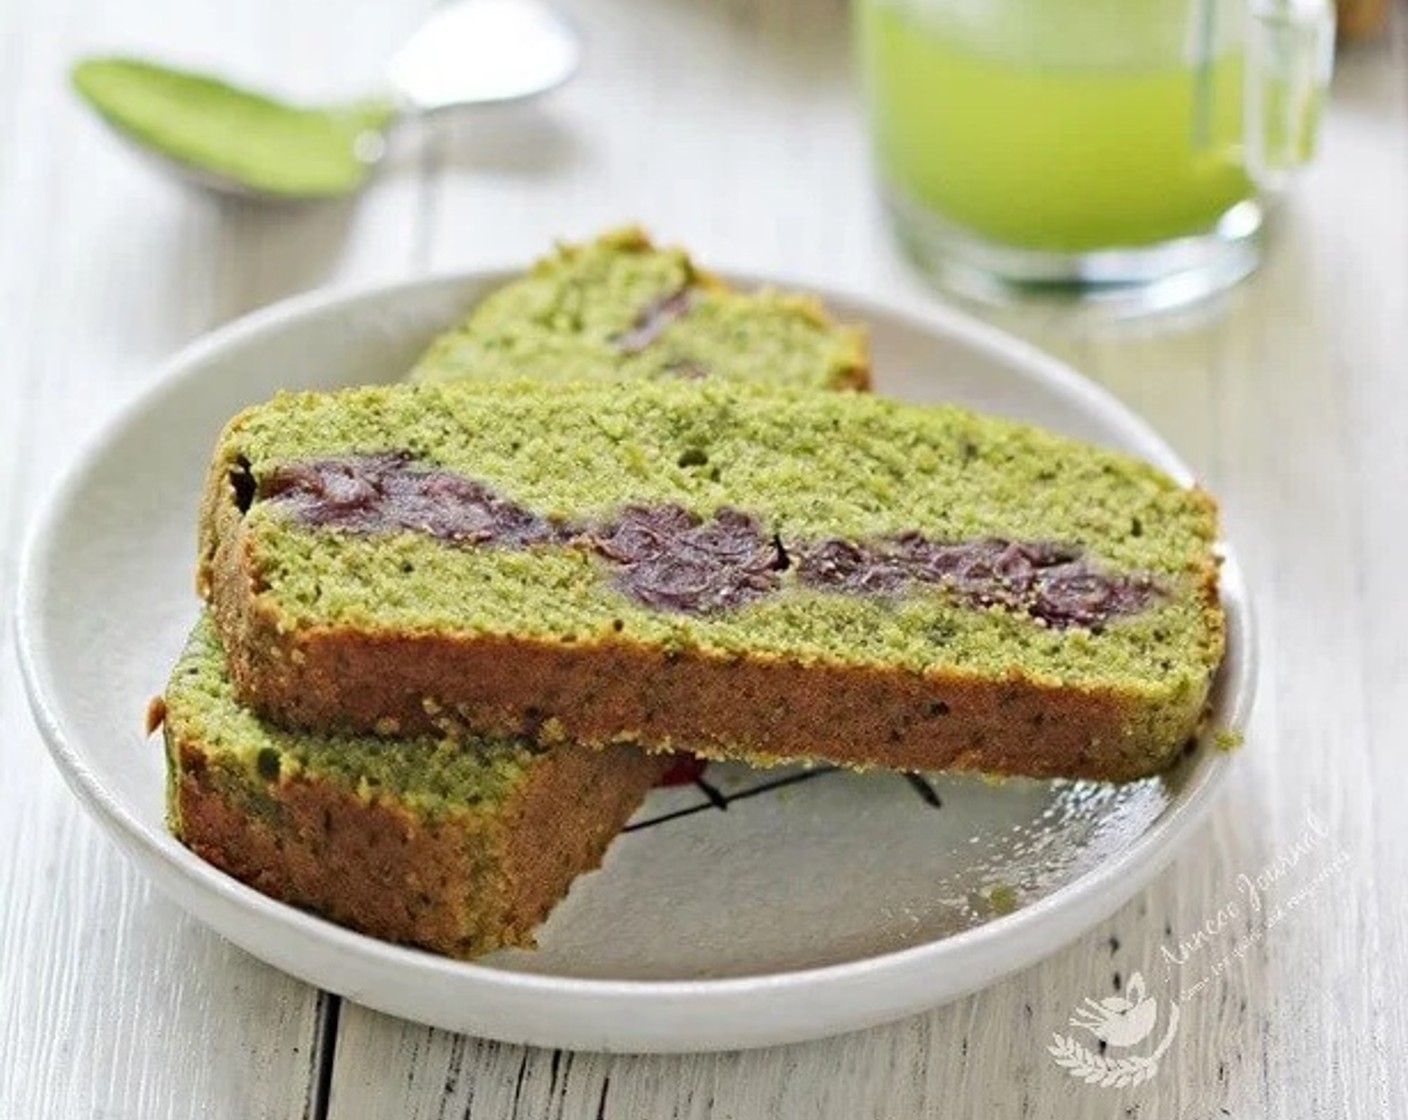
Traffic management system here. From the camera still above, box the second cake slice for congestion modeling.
[161,616,664,958]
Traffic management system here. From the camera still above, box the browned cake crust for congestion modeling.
[169,730,667,958]
[205,467,1220,783]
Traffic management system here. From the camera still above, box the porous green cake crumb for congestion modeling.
[985,883,1020,916]
[209,378,1221,745]
[1212,728,1244,751]
[410,228,867,390]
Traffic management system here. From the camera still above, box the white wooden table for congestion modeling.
[3,0,1404,1115]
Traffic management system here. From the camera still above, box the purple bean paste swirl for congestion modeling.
[260,452,557,546]
[254,453,1162,627]
[588,504,784,614]
[612,288,696,354]
[798,533,1160,628]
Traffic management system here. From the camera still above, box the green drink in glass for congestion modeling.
[857,0,1334,312]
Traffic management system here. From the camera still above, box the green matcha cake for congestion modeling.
[410,227,869,391]
[199,378,1224,782]
[159,616,665,958]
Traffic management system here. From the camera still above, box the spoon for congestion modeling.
[71,0,581,202]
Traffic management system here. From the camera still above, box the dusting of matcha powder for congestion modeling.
[72,58,393,198]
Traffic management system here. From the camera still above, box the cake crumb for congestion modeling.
[986,883,1019,916]
[1212,728,1244,752]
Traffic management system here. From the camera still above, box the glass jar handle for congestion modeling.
[1245,0,1336,189]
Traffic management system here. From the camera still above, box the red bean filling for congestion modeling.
[589,504,785,613]
[256,454,1162,627]
[260,452,558,546]
[795,538,909,596]
[797,535,1161,628]
[611,288,696,354]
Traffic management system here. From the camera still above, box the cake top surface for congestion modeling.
[209,378,1221,693]
[410,227,867,391]
[166,616,547,816]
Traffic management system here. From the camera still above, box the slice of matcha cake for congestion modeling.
[199,378,1224,782]
[159,615,665,958]
[410,227,869,391]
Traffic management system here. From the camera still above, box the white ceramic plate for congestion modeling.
[17,271,1255,1053]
